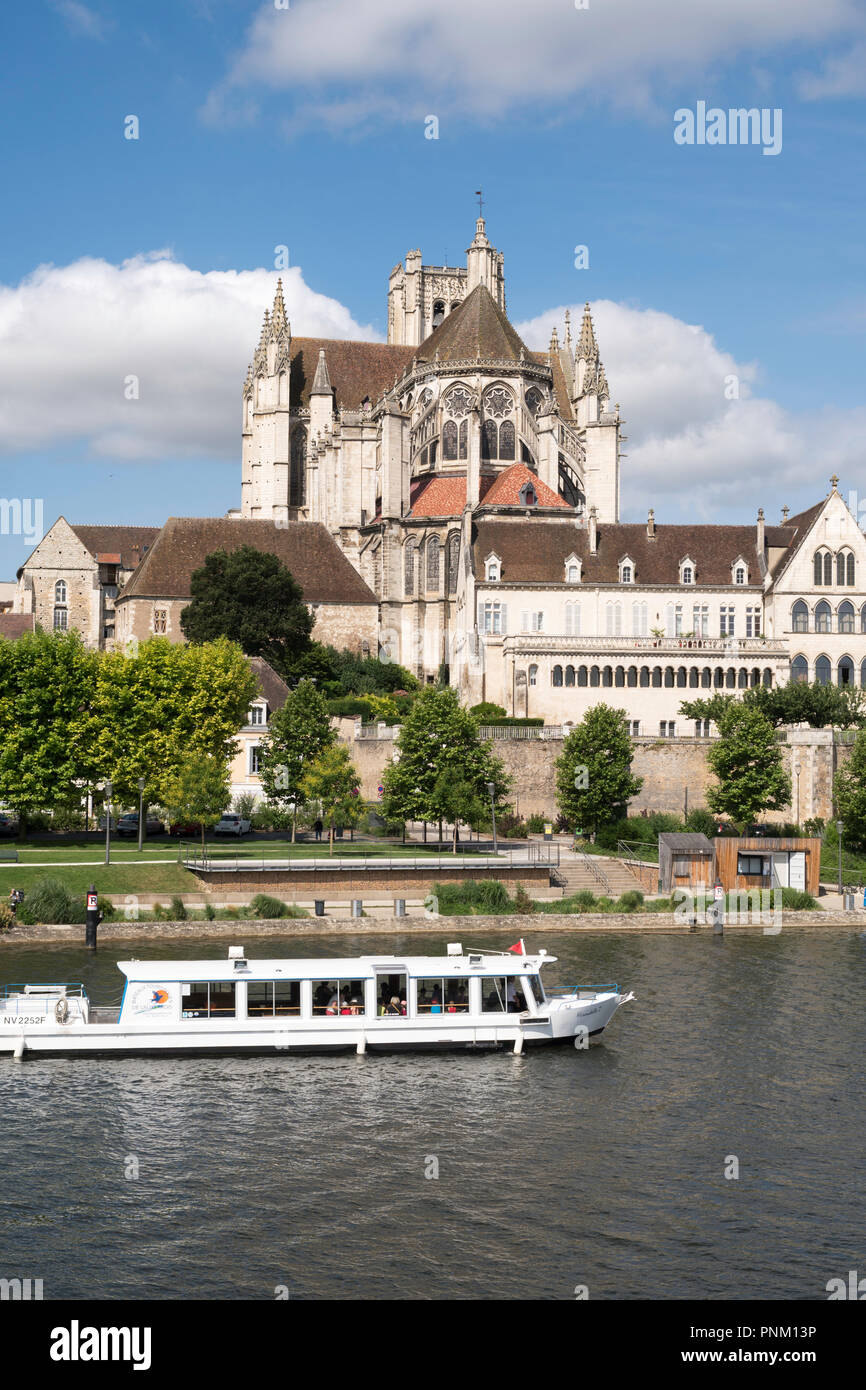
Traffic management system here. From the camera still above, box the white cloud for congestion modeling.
[798,41,866,98]
[205,0,862,130]
[51,1,107,40]
[516,300,865,521]
[0,252,376,460]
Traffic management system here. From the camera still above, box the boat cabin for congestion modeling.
[116,946,552,1028]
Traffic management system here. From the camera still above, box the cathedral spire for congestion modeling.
[576,302,596,361]
[311,347,332,396]
[258,308,270,351]
[271,278,288,334]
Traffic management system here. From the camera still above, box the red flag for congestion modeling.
[507,939,526,955]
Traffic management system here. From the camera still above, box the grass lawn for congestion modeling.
[0,839,477,864]
[0,862,198,897]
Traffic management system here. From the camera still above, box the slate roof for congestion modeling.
[415,285,532,365]
[473,519,794,585]
[768,498,828,578]
[288,339,414,411]
[0,613,35,639]
[658,833,714,853]
[115,518,377,606]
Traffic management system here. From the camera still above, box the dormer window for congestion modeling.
[564,554,581,584]
[485,554,501,583]
[680,558,695,585]
[732,557,748,585]
[248,704,266,726]
[619,556,635,584]
[519,481,537,507]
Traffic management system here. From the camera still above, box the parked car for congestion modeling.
[97,814,116,831]
[0,813,17,838]
[214,813,251,837]
[169,820,203,838]
[116,813,164,838]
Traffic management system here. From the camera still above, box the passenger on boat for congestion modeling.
[506,980,522,1012]
[314,983,332,1010]
[430,988,442,1015]
[349,998,362,1015]
[385,996,401,1016]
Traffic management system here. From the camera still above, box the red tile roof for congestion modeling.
[478,464,570,510]
[409,475,467,518]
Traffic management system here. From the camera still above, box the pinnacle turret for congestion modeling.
[311,347,332,397]
[271,278,288,334]
[576,302,597,361]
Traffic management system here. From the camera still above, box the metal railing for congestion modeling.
[616,840,659,891]
[180,843,559,874]
[569,846,612,894]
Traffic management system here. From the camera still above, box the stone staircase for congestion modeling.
[555,855,650,899]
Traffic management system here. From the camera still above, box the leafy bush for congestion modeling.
[497,812,528,839]
[513,884,535,913]
[16,877,85,925]
[250,892,289,919]
[431,879,513,914]
[780,888,818,910]
[525,814,547,833]
[684,808,717,836]
[170,895,187,921]
[616,889,645,911]
[204,903,216,921]
[233,792,257,821]
[0,903,16,931]
[470,701,507,721]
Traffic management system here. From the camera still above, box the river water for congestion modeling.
[1,929,864,1301]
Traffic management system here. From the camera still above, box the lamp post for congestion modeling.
[137,777,146,853]
[794,762,802,828]
[837,819,844,896]
[486,781,498,854]
[104,780,113,866]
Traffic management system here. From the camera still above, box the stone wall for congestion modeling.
[191,864,552,897]
[340,725,847,823]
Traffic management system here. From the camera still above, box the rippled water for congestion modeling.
[1,929,864,1300]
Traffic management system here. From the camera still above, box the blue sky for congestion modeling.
[1,0,865,576]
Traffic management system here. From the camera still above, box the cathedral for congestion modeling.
[236,215,621,694]
[13,215,866,739]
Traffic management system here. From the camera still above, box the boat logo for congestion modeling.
[131,987,171,1014]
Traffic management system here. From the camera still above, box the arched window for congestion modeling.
[565,665,575,687]
[792,600,808,633]
[751,668,761,686]
[639,667,650,688]
[735,566,746,585]
[55,579,67,603]
[701,667,712,688]
[602,666,613,687]
[426,536,440,592]
[861,659,866,689]
[825,552,833,585]
[816,600,832,633]
[528,664,538,687]
[290,425,306,507]
[815,654,831,685]
[432,301,445,329]
[676,667,687,687]
[590,666,600,687]
[481,419,498,460]
[446,532,460,595]
[566,563,580,584]
[763,668,773,687]
[614,666,625,687]
[738,669,749,688]
[404,540,416,598]
[664,667,674,688]
[627,666,638,687]
[837,552,847,586]
[651,668,662,688]
[814,552,822,585]
[848,552,855,585]
[525,386,545,416]
[459,419,468,459]
[577,666,588,687]
[838,655,855,687]
[726,667,736,689]
[552,665,563,687]
[688,668,699,688]
[499,421,515,460]
[839,600,855,633]
[442,421,459,461]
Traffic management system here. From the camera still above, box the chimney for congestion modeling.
[781,505,790,524]
[647,508,656,540]
[588,506,598,555]
[757,507,765,554]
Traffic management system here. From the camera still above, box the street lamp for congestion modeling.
[137,777,146,853]
[837,819,844,896]
[486,781,498,854]
[104,780,113,866]
[794,762,802,828]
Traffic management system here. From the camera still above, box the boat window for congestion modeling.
[311,980,366,1016]
[416,977,469,1014]
[182,982,236,1019]
[481,976,524,1013]
[247,981,301,1017]
[376,973,408,1016]
[527,975,545,1006]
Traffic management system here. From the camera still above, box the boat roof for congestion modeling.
[116,947,555,982]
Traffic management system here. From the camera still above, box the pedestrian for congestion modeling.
[314,818,323,841]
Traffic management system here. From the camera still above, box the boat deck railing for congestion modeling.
[546,983,619,998]
[1,981,85,999]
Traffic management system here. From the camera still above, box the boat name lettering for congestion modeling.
[2,1016,46,1025]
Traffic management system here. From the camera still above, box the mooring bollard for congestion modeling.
[351,899,363,918]
[394,898,406,918]
[314,900,325,917]
[85,884,101,952]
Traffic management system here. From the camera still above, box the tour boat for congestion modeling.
[0,943,634,1058]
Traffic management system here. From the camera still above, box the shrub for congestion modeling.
[250,892,289,919]
[431,879,513,914]
[616,889,645,912]
[0,903,16,931]
[513,884,535,913]
[497,812,528,839]
[525,814,547,833]
[554,813,571,833]
[204,903,216,921]
[470,701,507,721]
[684,808,717,836]
[170,895,187,921]
[152,903,164,920]
[16,877,85,925]
[780,888,818,910]
[233,792,257,821]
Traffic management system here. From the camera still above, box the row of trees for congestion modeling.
[0,629,256,830]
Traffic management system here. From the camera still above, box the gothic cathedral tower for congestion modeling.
[240,281,305,523]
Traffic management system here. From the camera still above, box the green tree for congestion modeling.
[555,703,643,838]
[0,629,100,833]
[706,704,791,826]
[381,688,509,836]
[163,752,231,854]
[300,743,361,855]
[681,681,865,730]
[90,637,256,813]
[832,728,866,848]
[180,546,314,679]
[257,678,335,840]
[432,771,488,852]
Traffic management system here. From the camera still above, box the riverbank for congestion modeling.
[1,909,864,943]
